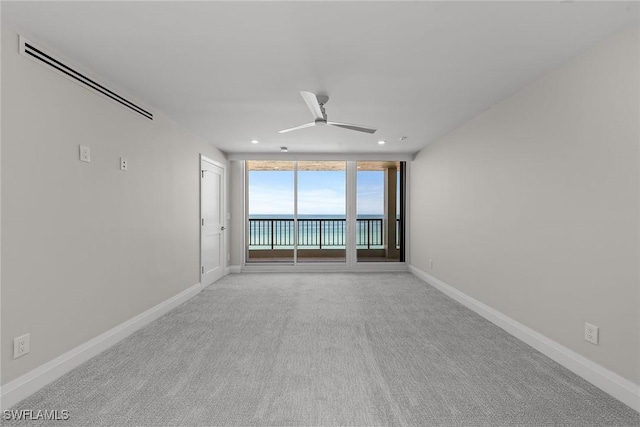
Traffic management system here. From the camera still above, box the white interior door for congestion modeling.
[201,157,225,286]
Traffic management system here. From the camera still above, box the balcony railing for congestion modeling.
[248,218,398,250]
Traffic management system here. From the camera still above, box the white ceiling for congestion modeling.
[2,1,638,156]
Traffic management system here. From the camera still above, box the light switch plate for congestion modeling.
[120,157,128,171]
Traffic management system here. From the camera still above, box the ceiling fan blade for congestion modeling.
[277,122,316,134]
[300,91,325,121]
[327,121,377,134]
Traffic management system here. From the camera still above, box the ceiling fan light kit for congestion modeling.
[278,91,377,135]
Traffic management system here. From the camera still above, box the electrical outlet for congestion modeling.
[14,334,30,359]
[429,259,434,269]
[584,322,599,345]
[120,157,128,171]
[79,145,91,163]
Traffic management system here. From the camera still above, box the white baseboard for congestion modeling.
[0,282,203,410]
[409,265,640,413]
[228,265,241,274]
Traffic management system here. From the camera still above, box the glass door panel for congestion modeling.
[297,161,346,263]
[356,161,404,262]
[246,160,295,263]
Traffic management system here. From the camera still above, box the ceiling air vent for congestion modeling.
[19,35,153,121]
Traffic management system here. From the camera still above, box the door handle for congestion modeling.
[221,226,226,231]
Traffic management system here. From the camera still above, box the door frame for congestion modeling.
[241,159,409,272]
[200,154,227,285]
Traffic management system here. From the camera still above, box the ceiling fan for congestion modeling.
[278,91,377,134]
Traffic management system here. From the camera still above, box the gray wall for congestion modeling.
[410,25,639,384]
[1,27,227,384]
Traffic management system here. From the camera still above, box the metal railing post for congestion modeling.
[270,220,274,250]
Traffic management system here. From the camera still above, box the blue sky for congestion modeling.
[248,170,386,215]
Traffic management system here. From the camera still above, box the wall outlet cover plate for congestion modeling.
[584,322,599,345]
[14,333,30,358]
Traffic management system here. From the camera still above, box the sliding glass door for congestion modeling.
[356,161,404,262]
[297,161,346,262]
[246,160,404,265]
[246,161,295,263]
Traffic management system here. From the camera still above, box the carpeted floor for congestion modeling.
[7,273,640,426]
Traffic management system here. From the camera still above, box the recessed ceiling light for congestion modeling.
[280,147,288,152]
[250,139,259,144]
[378,140,386,145]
